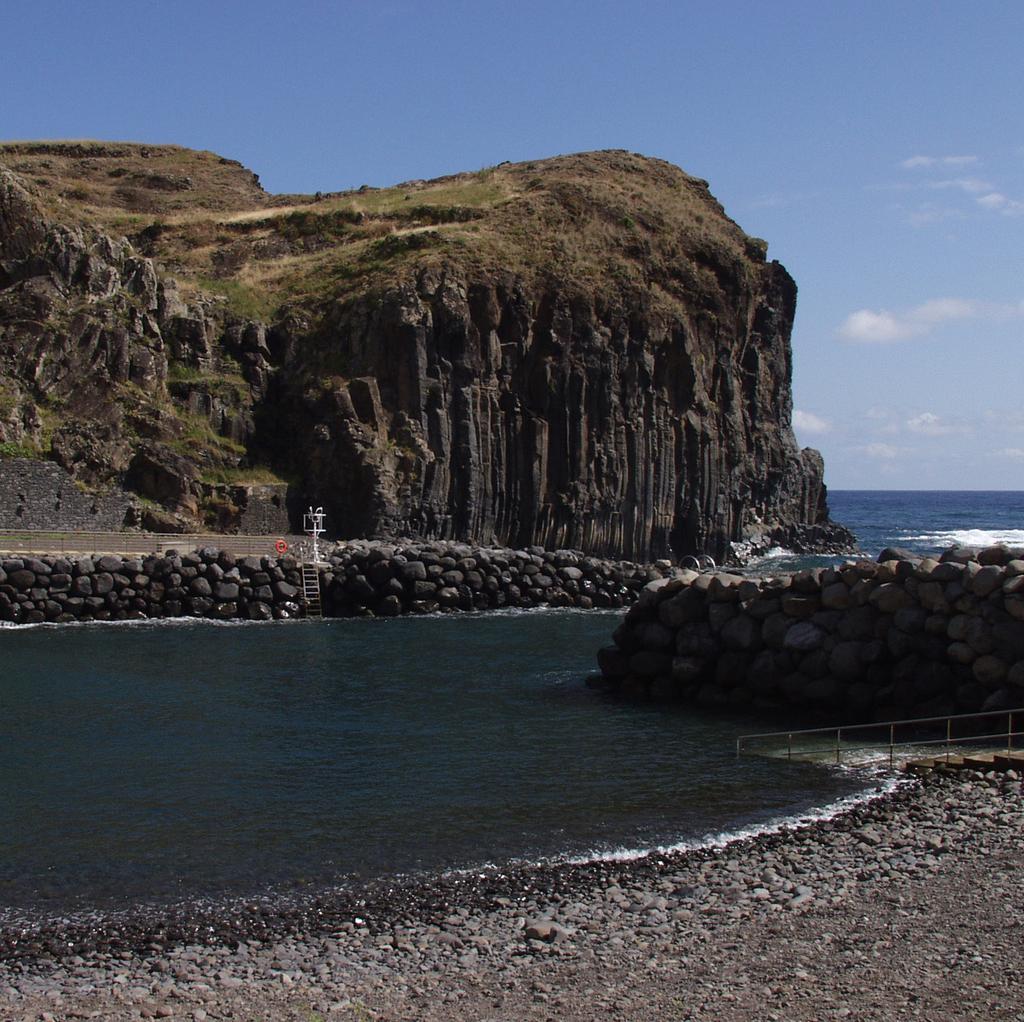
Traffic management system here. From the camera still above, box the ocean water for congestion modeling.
[829,490,1024,557]
[0,612,869,917]
[751,489,1024,573]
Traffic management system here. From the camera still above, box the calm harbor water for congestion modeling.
[0,612,867,916]
[2,490,1019,917]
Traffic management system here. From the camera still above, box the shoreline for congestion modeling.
[5,766,1021,1019]
[0,762,899,957]
[0,602,624,632]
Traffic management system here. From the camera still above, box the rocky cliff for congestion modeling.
[0,142,852,561]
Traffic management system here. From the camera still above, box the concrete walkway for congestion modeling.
[0,528,305,558]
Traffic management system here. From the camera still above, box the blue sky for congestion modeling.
[4,1,1022,489]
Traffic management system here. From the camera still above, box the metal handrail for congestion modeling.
[680,554,717,572]
[737,707,1024,768]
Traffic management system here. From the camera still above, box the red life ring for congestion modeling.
[274,539,289,555]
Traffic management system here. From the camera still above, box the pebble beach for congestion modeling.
[2,766,1021,1021]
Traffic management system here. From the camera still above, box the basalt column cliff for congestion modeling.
[0,143,852,561]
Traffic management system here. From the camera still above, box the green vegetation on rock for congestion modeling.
[0,440,40,459]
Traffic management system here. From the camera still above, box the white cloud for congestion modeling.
[976,191,1024,216]
[862,407,901,435]
[906,412,964,436]
[859,443,902,460]
[792,409,830,434]
[930,177,993,195]
[893,158,1024,218]
[906,204,965,227]
[912,298,977,323]
[839,298,976,343]
[926,178,1024,216]
[996,447,1024,460]
[838,297,1024,344]
[839,309,918,342]
[983,411,1024,436]
[901,155,978,169]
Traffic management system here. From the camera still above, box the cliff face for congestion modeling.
[0,142,851,561]
[272,265,834,562]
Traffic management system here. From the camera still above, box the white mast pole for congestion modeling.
[304,506,326,564]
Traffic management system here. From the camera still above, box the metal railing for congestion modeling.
[680,554,717,571]
[737,707,1024,769]
[0,528,307,558]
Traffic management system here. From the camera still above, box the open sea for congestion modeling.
[0,490,1020,919]
[752,489,1024,573]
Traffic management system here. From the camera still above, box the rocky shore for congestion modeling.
[2,767,1022,1021]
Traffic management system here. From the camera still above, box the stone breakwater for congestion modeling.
[0,550,307,625]
[0,542,674,625]
[319,541,674,616]
[596,543,1024,721]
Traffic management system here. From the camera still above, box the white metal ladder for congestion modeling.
[301,564,323,619]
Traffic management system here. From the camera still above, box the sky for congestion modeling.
[3,0,1022,490]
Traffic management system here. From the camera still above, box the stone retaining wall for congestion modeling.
[230,484,292,535]
[198,481,293,535]
[594,545,1024,721]
[0,541,671,625]
[0,458,296,536]
[0,459,135,531]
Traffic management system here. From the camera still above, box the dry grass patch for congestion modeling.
[1,142,767,326]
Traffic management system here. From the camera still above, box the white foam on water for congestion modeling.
[0,603,623,632]
[753,546,795,560]
[559,768,908,866]
[744,547,845,572]
[899,528,1024,548]
[0,615,311,633]
[439,769,909,880]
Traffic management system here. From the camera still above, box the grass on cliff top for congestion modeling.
[0,142,766,322]
[200,465,291,486]
[0,140,268,219]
